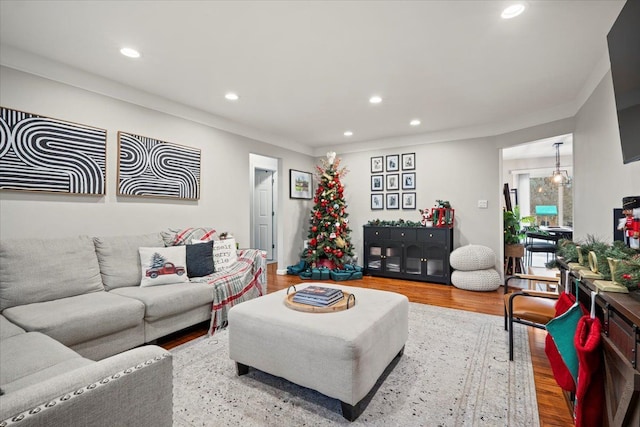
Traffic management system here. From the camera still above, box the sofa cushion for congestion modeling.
[186,241,214,278]
[0,315,25,340]
[93,233,165,290]
[139,246,189,287]
[2,292,145,347]
[0,332,93,394]
[0,236,104,311]
[450,244,496,271]
[110,282,214,321]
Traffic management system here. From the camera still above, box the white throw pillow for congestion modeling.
[212,238,237,271]
[139,246,189,287]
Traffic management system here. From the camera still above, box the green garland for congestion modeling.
[614,256,640,290]
[553,235,640,289]
[367,219,424,227]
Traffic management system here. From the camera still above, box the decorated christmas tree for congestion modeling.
[304,152,354,269]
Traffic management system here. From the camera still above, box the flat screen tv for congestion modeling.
[607,0,640,164]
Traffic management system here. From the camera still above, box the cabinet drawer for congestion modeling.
[607,310,638,366]
[416,228,447,244]
[390,228,416,241]
[364,227,389,240]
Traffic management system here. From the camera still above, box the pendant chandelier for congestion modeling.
[551,142,571,185]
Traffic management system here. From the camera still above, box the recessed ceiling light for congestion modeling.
[501,3,526,19]
[410,119,421,126]
[120,47,140,58]
[369,95,382,104]
[225,93,239,101]
[344,131,353,137]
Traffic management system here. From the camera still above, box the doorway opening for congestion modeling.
[502,133,573,270]
[249,154,278,263]
[502,134,573,227]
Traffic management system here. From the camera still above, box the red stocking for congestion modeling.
[545,293,586,392]
[574,316,605,427]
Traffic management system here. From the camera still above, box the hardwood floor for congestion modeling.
[159,263,574,426]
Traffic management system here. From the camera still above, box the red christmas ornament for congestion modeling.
[312,226,318,232]
[309,238,317,246]
[336,250,343,258]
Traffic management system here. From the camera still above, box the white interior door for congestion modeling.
[254,169,274,260]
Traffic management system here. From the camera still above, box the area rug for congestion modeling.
[171,303,540,426]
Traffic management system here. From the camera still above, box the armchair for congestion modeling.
[504,275,559,361]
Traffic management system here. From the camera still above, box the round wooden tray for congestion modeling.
[285,291,355,313]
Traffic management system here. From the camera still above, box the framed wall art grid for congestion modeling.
[0,107,106,195]
[369,152,417,210]
[118,131,201,200]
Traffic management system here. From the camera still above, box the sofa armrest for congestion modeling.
[0,345,172,427]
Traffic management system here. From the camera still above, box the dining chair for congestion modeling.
[524,231,559,266]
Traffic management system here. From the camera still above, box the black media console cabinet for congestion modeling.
[363,225,453,285]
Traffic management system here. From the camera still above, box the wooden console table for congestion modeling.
[558,259,640,427]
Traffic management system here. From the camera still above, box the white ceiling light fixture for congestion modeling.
[343,130,353,137]
[225,92,239,101]
[120,47,140,58]
[369,95,382,104]
[551,142,571,185]
[410,119,421,126]
[501,3,526,19]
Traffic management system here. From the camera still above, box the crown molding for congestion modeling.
[0,45,313,156]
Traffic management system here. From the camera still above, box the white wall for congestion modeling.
[0,67,314,271]
[2,65,637,272]
[338,136,502,269]
[573,70,640,243]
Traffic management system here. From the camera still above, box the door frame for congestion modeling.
[249,153,278,263]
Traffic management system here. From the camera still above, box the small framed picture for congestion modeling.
[371,194,384,210]
[386,193,400,210]
[402,172,416,190]
[386,154,399,172]
[289,169,312,199]
[386,173,399,190]
[371,174,384,191]
[371,156,384,173]
[402,153,416,170]
[402,192,416,210]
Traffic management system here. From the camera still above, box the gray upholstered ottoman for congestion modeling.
[228,283,409,421]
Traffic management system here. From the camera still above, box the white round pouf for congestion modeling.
[451,268,502,291]
[450,245,496,271]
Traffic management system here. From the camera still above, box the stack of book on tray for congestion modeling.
[292,285,344,307]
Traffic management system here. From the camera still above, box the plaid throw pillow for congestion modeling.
[161,227,216,246]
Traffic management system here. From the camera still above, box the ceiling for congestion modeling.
[502,133,572,160]
[0,1,625,156]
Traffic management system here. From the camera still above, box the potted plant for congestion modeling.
[504,206,526,271]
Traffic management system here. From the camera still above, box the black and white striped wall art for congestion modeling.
[117,132,201,200]
[0,107,106,195]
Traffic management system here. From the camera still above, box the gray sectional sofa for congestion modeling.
[0,232,267,426]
